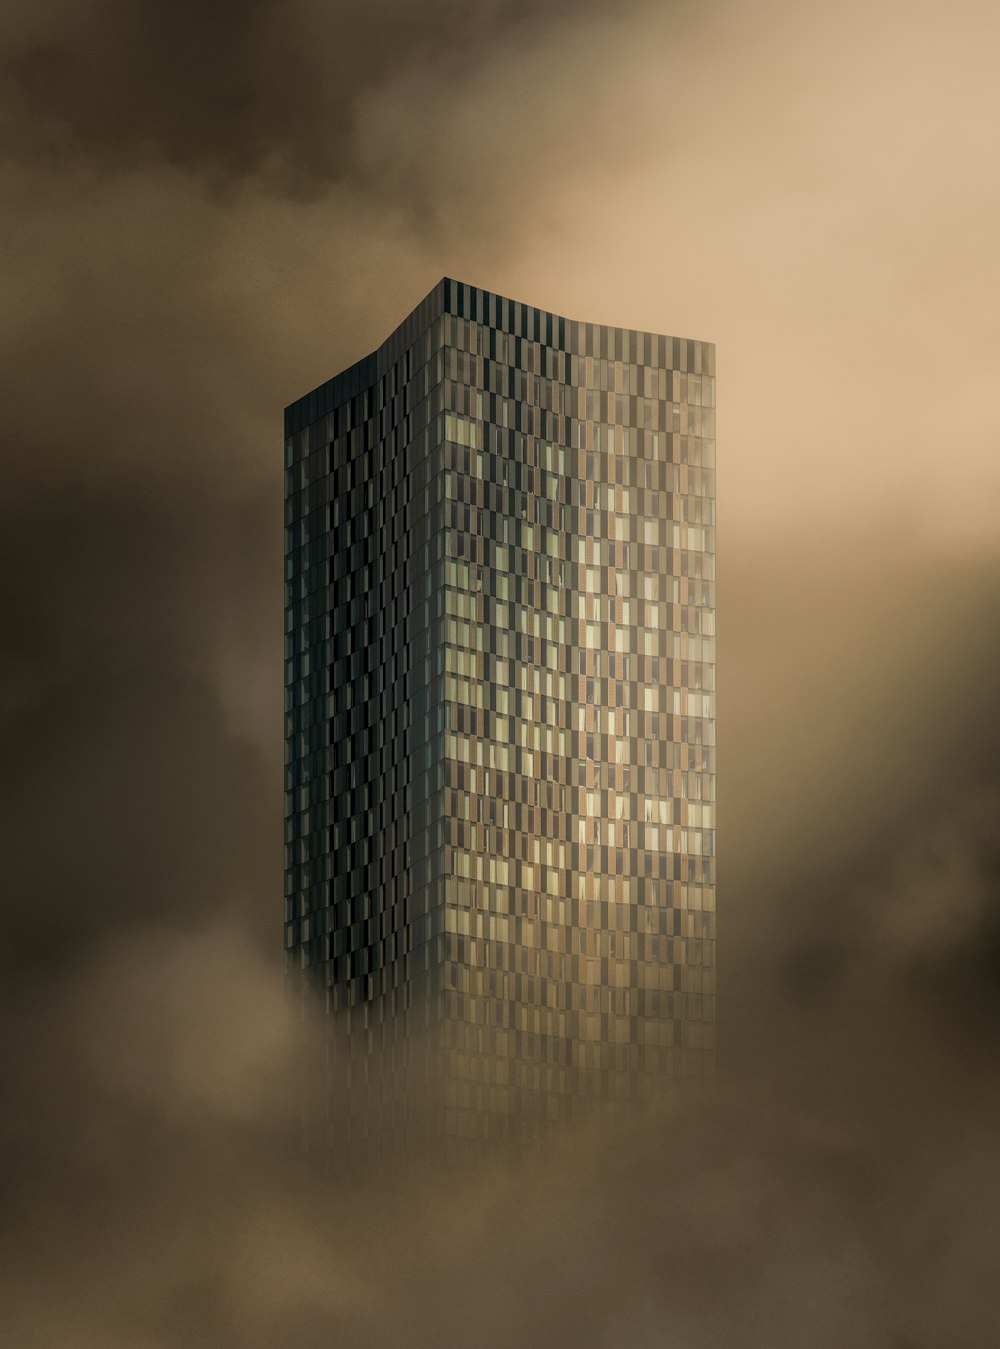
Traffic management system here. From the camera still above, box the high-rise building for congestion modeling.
[284,278,715,1162]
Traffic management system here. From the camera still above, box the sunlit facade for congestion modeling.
[284,278,715,1160]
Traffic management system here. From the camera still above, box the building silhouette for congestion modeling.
[284,279,715,1162]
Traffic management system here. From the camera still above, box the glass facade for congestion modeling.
[285,279,715,1162]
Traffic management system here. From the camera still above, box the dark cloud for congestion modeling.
[0,472,279,973]
[0,0,999,1343]
[2,0,634,186]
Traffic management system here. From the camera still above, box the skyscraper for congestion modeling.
[284,279,715,1161]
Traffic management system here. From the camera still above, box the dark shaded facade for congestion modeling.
[284,279,715,1159]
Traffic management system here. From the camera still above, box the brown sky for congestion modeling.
[1,1,999,1345]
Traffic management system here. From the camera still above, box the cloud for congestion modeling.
[1,0,637,186]
[0,0,999,1343]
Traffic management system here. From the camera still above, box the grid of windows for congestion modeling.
[285,279,715,1159]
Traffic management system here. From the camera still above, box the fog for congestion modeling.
[1,0,998,1343]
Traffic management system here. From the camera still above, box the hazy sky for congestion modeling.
[2,1,999,1345]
